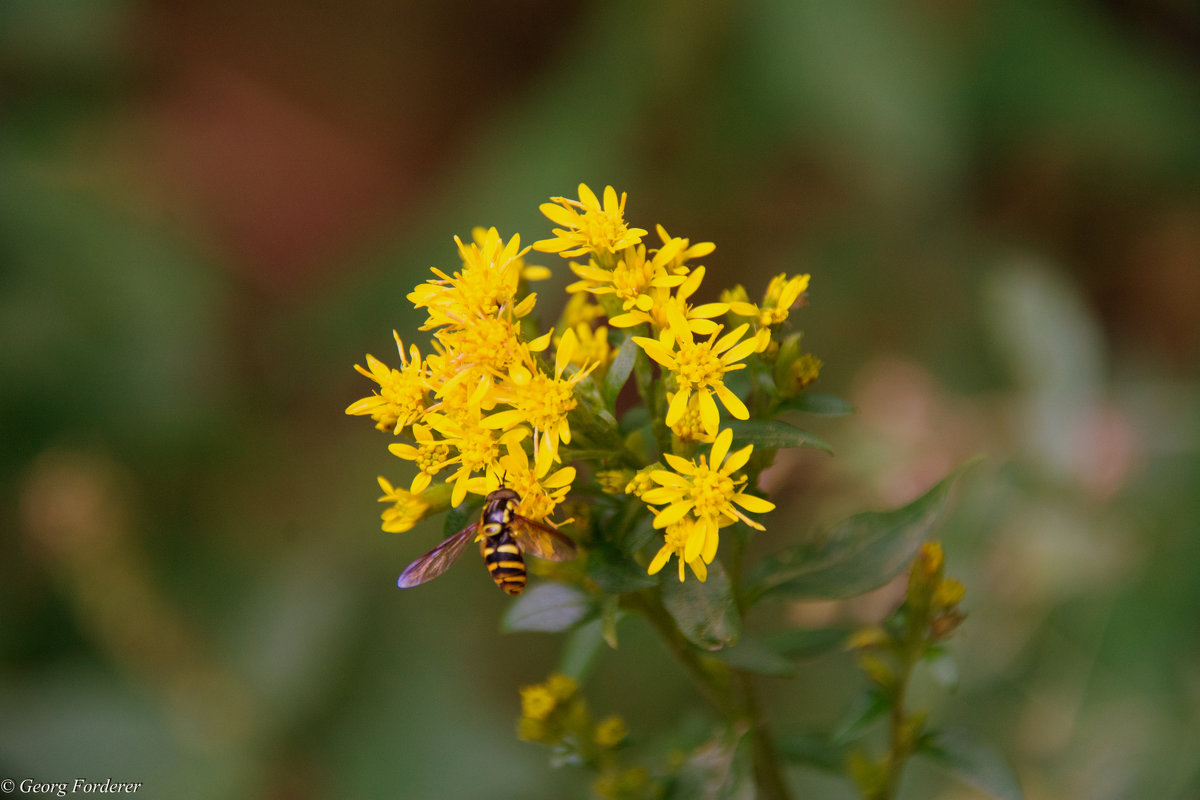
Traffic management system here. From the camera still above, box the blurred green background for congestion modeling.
[2,1,1199,798]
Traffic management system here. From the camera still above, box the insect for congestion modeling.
[396,487,577,596]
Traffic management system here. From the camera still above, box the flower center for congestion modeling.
[690,467,734,519]
[674,340,724,390]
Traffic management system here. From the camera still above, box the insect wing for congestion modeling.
[510,516,577,562]
[396,523,478,588]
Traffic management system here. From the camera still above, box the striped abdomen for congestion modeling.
[482,530,526,596]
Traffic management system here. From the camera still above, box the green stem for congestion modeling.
[879,643,919,799]
[735,670,793,800]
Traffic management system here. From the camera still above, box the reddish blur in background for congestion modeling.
[2,3,1199,799]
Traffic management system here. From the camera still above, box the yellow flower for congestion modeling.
[471,225,551,282]
[647,515,711,582]
[345,334,427,433]
[520,683,557,721]
[609,264,727,336]
[790,352,822,390]
[546,672,579,701]
[726,273,810,327]
[624,464,662,499]
[653,223,715,275]
[483,328,594,460]
[472,440,576,525]
[387,423,452,494]
[594,715,629,748]
[667,391,717,444]
[595,469,634,495]
[569,241,685,311]
[408,228,535,328]
[561,322,610,378]
[375,476,430,533]
[535,184,648,258]
[632,310,756,437]
[641,428,775,564]
[425,378,527,506]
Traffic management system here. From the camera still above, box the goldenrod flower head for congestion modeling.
[790,352,822,390]
[375,476,430,533]
[596,469,634,495]
[345,335,427,433]
[571,241,685,311]
[934,577,966,609]
[409,228,533,329]
[546,672,579,701]
[647,515,711,582]
[667,392,717,444]
[727,273,810,329]
[484,328,594,460]
[624,464,662,499]
[388,423,453,494]
[633,310,756,437]
[535,184,648,258]
[559,291,607,328]
[426,378,527,506]
[563,322,610,377]
[471,226,551,283]
[609,264,726,336]
[654,223,715,275]
[474,440,576,524]
[520,683,558,721]
[594,715,629,748]
[642,429,775,564]
[434,313,526,379]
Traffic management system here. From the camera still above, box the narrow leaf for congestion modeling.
[776,393,855,416]
[747,468,964,603]
[557,618,606,681]
[660,560,741,650]
[709,635,797,677]
[604,334,639,409]
[919,728,1024,800]
[833,689,889,743]
[727,419,832,453]
[500,582,592,633]
[764,627,855,661]
[776,733,849,773]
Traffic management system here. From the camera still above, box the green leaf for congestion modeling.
[443,497,479,538]
[499,582,592,633]
[604,334,638,409]
[833,689,889,743]
[764,627,855,661]
[747,468,964,603]
[776,393,855,416]
[557,618,606,681]
[918,728,1024,800]
[586,542,658,593]
[727,419,832,453]
[709,635,797,677]
[776,732,849,773]
[660,560,741,651]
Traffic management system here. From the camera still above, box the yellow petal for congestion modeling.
[481,409,526,430]
[411,471,432,495]
[543,466,576,488]
[710,427,733,468]
[698,390,721,435]
[388,442,418,459]
[721,444,754,475]
[714,383,749,420]
[683,523,705,562]
[647,544,673,575]
[690,302,729,319]
[733,492,775,513]
[556,327,577,378]
[666,387,692,427]
[713,323,750,355]
[634,337,676,369]
[540,203,579,228]
[609,312,645,328]
[654,501,692,528]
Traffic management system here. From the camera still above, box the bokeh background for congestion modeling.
[3,2,1199,798]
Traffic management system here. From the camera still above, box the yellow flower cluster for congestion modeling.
[537,185,796,581]
[346,226,590,525]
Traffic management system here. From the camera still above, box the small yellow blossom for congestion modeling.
[647,516,711,582]
[409,228,533,328]
[471,225,551,282]
[546,672,579,701]
[594,715,629,748]
[790,352,822,391]
[425,379,527,506]
[520,683,557,721]
[388,423,453,494]
[726,273,810,328]
[933,578,966,609]
[375,476,430,533]
[641,428,775,565]
[609,264,727,336]
[596,469,634,495]
[667,392,717,444]
[473,440,576,525]
[570,241,685,311]
[484,328,594,460]
[345,334,427,433]
[633,310,757,437]
[535,184,648,258]
[624,465,662,499]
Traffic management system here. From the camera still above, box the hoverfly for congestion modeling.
[396,488,577,596]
